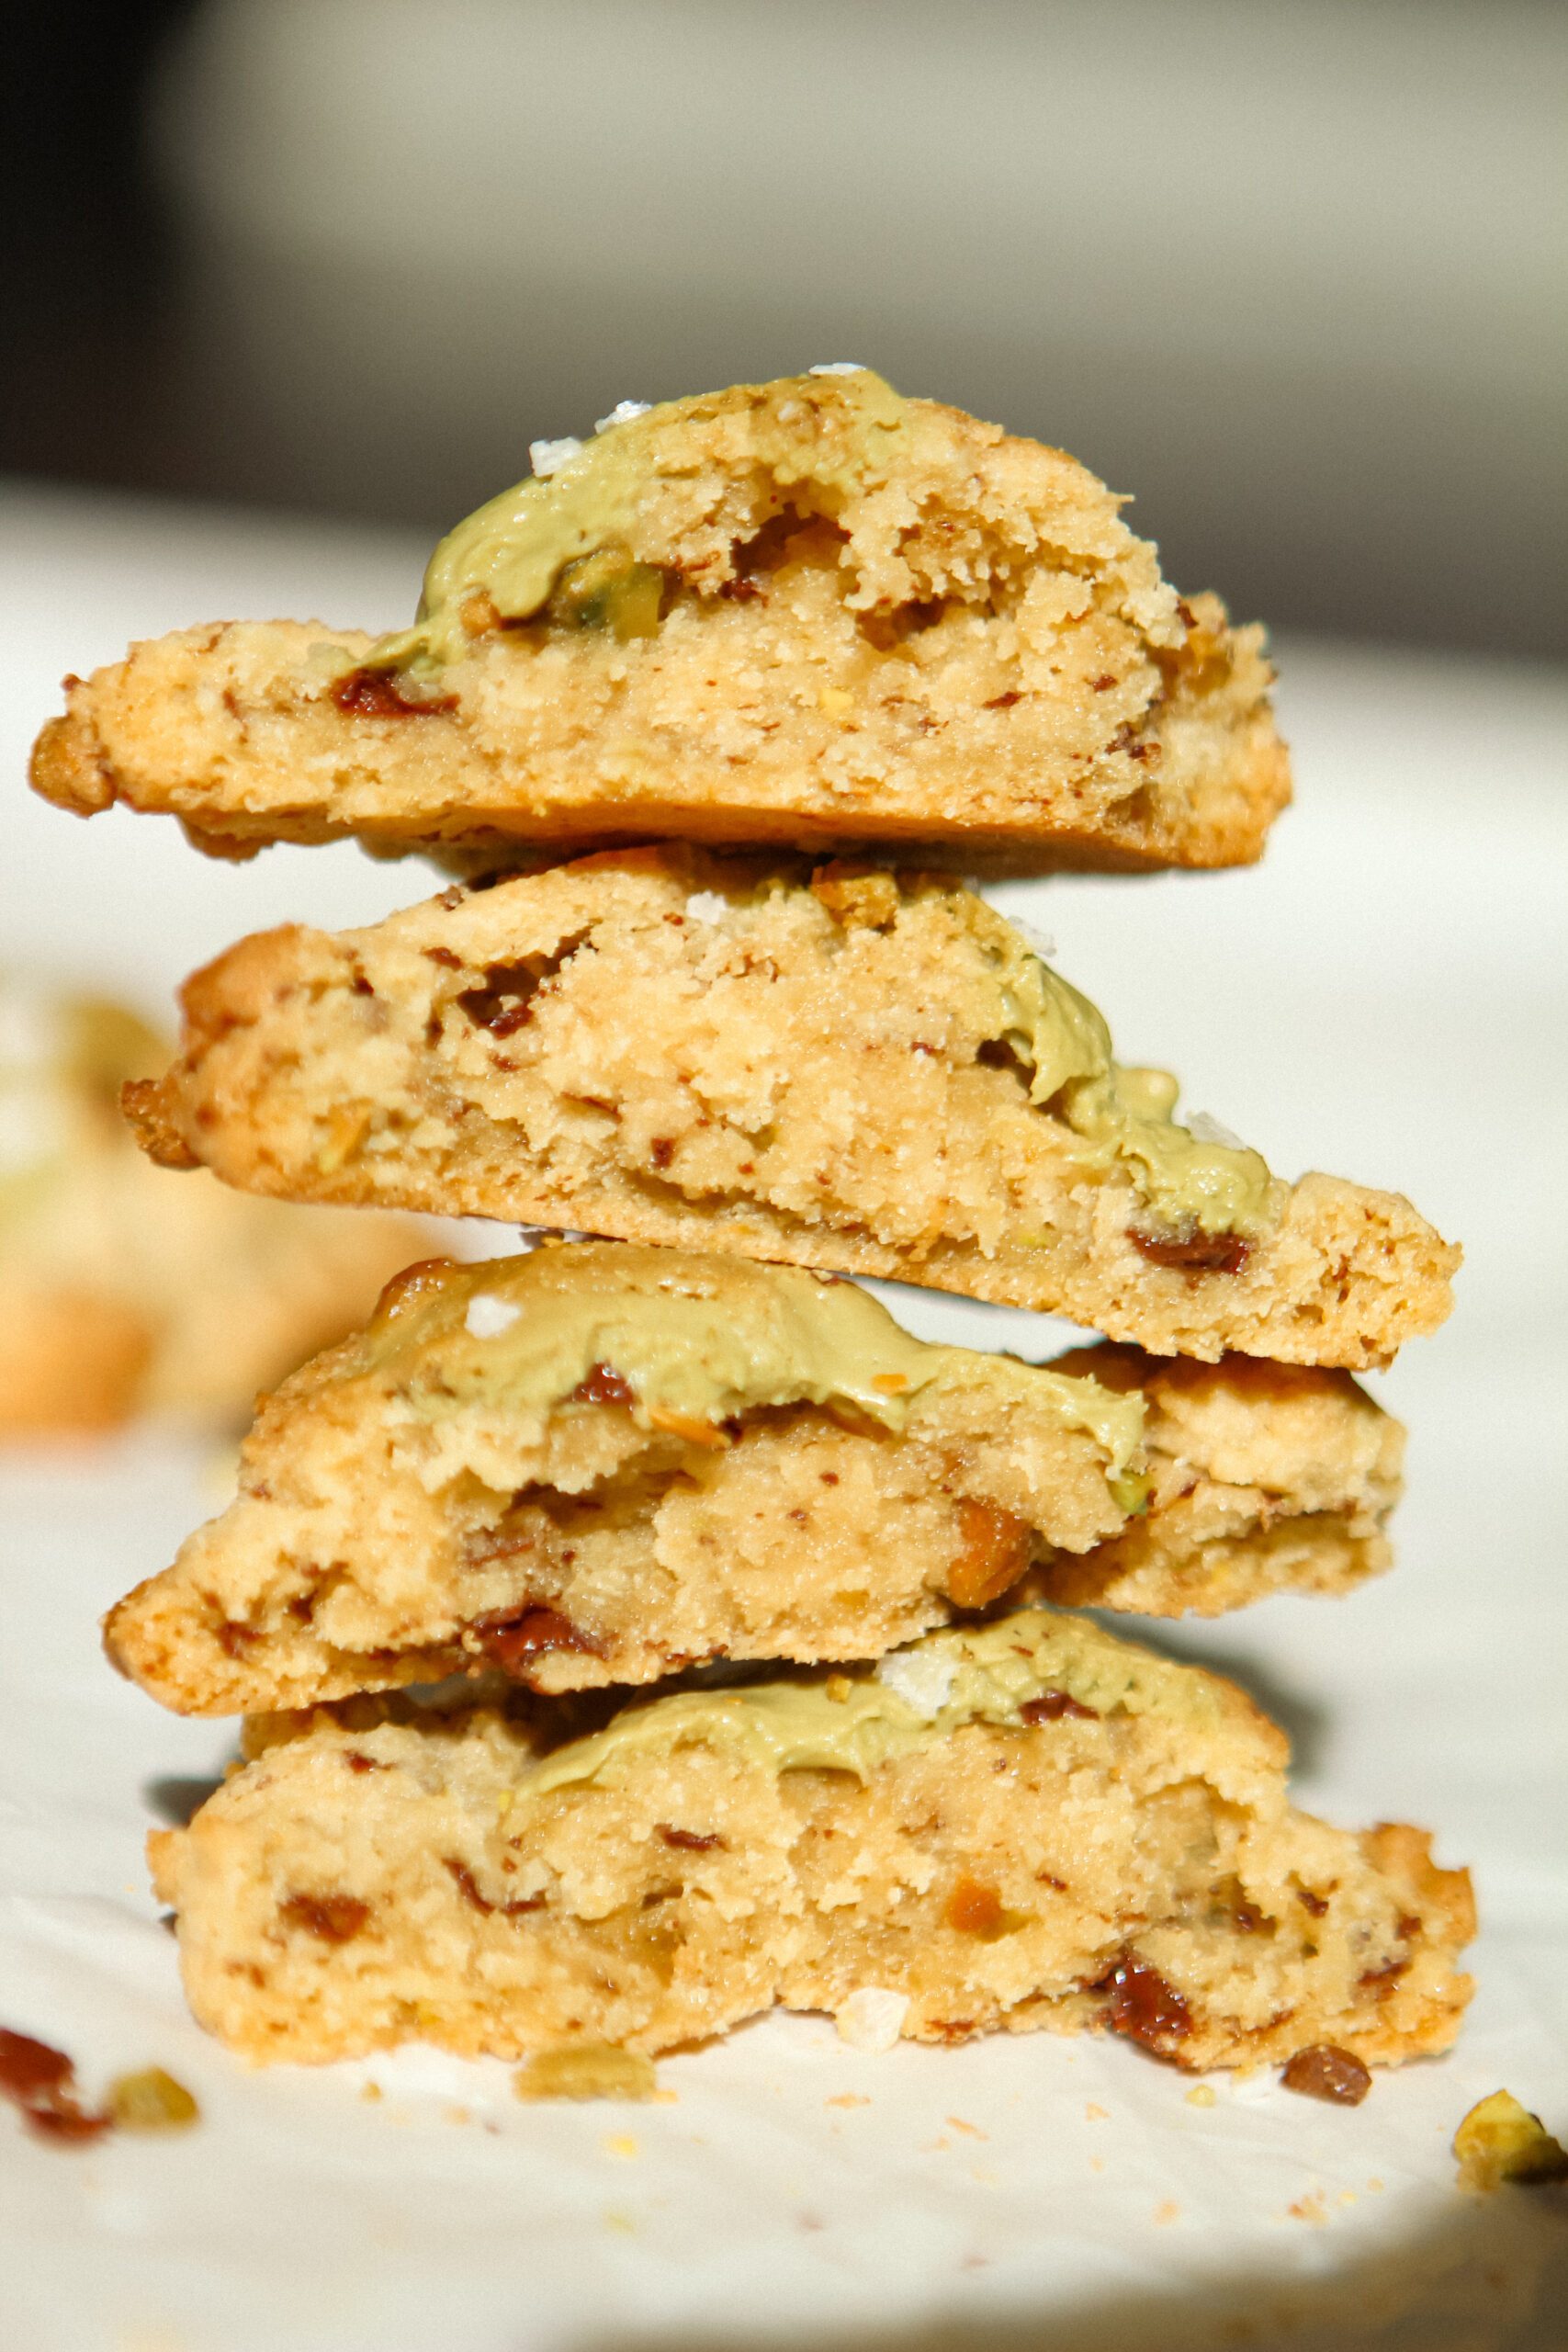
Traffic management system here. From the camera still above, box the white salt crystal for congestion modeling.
[809,363,868,377]
[684,891,729,925]
[836,1988,910,2052]
[529,436,583,478]
[1188,1111,1247,1150]
[1007,916,1057,961]
[595,400,650,433]
[465,1293,522,1339]
[875,1649,957,1720]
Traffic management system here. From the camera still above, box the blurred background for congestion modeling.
[6,0,1565,653]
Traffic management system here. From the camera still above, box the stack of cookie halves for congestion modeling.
[36,372,1472,2097]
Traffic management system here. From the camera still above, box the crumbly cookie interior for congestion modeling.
[127,850,1459,1365]
[105,1249,1404,1715]
[29,375,1290,872]
[152,1612,1474,2071]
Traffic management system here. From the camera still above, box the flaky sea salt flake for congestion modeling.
[876,1649,958,1720]
[1188,1112,1247,1150]
[529,437,584,478]
[684,892,730,925]
[595,401,651,434]
[1007,916,1057,961]
[465,1294,522,1339]
[836,1989,910,2052]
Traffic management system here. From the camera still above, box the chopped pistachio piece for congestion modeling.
[513,2044,658,2102]
[1453,2090,1568,2191]
[106,2067,201,2132]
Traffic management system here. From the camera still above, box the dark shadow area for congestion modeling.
[142,1772,223,1826]
[571,2186,1568,2352]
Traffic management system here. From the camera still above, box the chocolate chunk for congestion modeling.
[1020,1690,1099,1724]
[658,1826,724,1852]
[0,2028,111,2144]
[477,1606,603,1673]
[331,668,456,718]
[279,1892,372,1944]
[569,1363,636,1408]
[1103,1956,1193,2048]
[1131,1227,1251,1276]
[1280,2044,1372,2106]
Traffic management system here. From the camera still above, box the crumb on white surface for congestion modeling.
[465,1293,522,1339]
[529,436,584,478]
[835,1989,909,2052]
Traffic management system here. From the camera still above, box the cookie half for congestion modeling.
[104,1244,1402,1713]
[150,1608,1474,2070]
[125,850,1458,1366]
[30,372,1288,875]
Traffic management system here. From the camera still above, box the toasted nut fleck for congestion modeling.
[107,2067,200,2132]
[513,2044,658,2102]
[1453,2090,1568,2191]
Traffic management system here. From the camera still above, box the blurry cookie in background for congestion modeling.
[0,978,432,1436]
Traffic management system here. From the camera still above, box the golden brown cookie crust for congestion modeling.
[150,1612,1473,2071]
[30,377,1290,875]
[127,851,1458,1366]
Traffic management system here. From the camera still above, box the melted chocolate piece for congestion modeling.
[569,1363,636,1408]
[1102,1956,1193,2048]
[1130,1228,1251,1277]
[279,1893,372,1944]
[0,2028,111,2144]
[658,1826,724,1852]
[476,1605,603,1673]
[1020,1690,1099,1724]
[331,668,457,718]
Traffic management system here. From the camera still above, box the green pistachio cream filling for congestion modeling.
[362,368,910,674]
[963,897,1280,1238]
[517,1607,1229,1804]
[361,1243,1143,1487]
